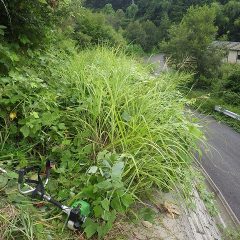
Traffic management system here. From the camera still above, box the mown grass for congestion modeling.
[0,47,203,239]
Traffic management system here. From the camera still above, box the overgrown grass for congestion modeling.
[0,47,203,239]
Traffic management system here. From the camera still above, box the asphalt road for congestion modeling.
[197,113,240,220]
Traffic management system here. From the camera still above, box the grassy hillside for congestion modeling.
[0,45,203,239]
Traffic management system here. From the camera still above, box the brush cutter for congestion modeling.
[17,160,90,231]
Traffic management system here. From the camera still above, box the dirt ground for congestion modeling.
[105,188,222,240]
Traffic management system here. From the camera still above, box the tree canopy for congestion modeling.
[85,0,240,41]
[164,5,223,79]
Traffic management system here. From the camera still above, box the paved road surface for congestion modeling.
[197,113,240,221]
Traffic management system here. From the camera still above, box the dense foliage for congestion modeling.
[85,0,240,42]
[188,63,240,132]
[73,8,126,48]
[163,5,222,79]
[0,43,203,238]
[0,1,205,239]
[2,0,239,238]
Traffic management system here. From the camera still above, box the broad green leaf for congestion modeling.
[9,52,19,62]
[121,194,134,208]
[101,198,109,211]
[97,210,116,237]
[96,180,112,190]
[20,125,30,137]
[93,205,103,218]
[81,185,95,199]
[83,219,98,239]
[111,161,124,180]
[0,175,8,188]
[42,111,59,126]
[102,209,117,222]
[61,139,71,146]
[32,111,39,119]
[58,189,69,199]
[97,150,109,161]
[19,34,31,45]
[111,197,124,213]
[6,171,18,179]
[58,123,66,130]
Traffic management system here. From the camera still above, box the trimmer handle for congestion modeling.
[18,160,51,195]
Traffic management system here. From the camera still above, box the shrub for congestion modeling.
[73,9,126,48]
[124,21,146,47]
[223,91,240,106]
[224,67,240,94]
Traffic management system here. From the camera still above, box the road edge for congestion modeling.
[196,160,240,228]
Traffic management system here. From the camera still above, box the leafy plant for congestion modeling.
[79,151,134,238]
[73,8,126,48]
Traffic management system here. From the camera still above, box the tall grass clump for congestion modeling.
[0,46,203,239]
[61,47,202,189]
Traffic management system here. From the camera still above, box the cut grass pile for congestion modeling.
[0,47,203,239]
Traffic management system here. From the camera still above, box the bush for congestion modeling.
[0,0,54,45]
[0,0,77,47]
[73,9,126,48]
[223,91,240,105]
[124,21,146,47]
[224,67,240,94]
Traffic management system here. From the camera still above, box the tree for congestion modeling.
[113,9,126,29]
[164,5,220,78]
[126,3,138,19]
[102,3,115,15]
[158,13,171,41]
[141,20,158,51]
[116,9,126,20]
[212,1,240,41]
[85,0,131,10]
[124,21,146,46]
[74,9,126,48]
[222,0,240,41]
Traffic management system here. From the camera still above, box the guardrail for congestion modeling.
[215,106,240,121]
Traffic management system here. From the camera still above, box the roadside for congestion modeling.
[135,54,240,239]
[194,112,240,221]
[106,183,222,240]
[187,90,240,133]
